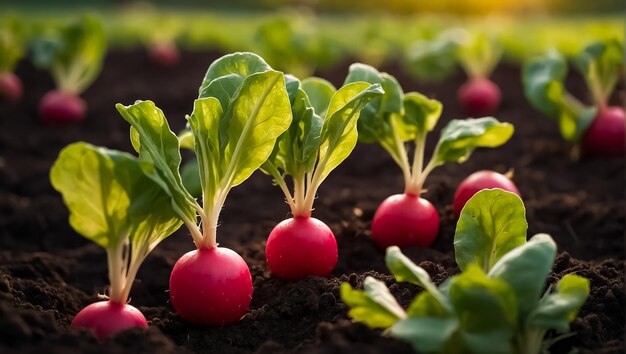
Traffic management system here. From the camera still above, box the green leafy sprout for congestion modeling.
[260,75,383,217]
[522,39,623,142]
[344,63,513,196]
[50,143,183,304]
[341,189,590,354]
[116,52,292,250]
[0,15,25,74]
[30,16,106,94]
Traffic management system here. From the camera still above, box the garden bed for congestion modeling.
[0,49,623,354]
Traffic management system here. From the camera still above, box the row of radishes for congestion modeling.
[2,17,623,159]
[50,52,521,339]
[0,17,177,122]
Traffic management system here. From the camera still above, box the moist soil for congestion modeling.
[0,49,623,354]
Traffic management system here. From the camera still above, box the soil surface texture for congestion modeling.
[0,49,624,354]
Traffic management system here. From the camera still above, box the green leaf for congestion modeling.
[574,39,624,106]
[454,189,528,273]
[50,142,182,250]
[433,117,514,166]
[458,31,502,78]
[402,92,442,135]
[178,129,195,150]
[526,274,590,333]
[115,100,198,222]
[0,15,25,72]
[385,246,444,301]
[31,16,106,94]
[221,70,292,188]
[181,160,202,198]
[404,29,462,82]
[390,317,459,353]
[198,52,273,110]
[340,277,406,328]
[317,82,384,182]
[522,51,596,142]
[488,233,557,320]
[187,97,223,203]
[406,291,450,318]
[449,265,517,354]
[301,77,336,116]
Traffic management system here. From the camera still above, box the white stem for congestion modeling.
[389,115,413,191]
[293,174,310,217]
[106,241,127,304]
[409,133,426,192]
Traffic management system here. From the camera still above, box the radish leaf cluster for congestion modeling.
[341,189,589,354]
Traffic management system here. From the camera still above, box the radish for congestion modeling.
[30,17,105,123]
[456,32,503,116]
[266,217,337,280]
[71,301,148,339]
[39,90,86,123]
[262,76,383,280]
[371,194,439,248]
[581,106,625,157]
[51,143,184,338]
[457,78,501,116]
[169,248,252,324]
[453,170,520,217]
[344,64,514,249]
[148,42,180,67]
[117,53,293,324]
[524,40,624,157]
[0,72,22,102]
[0,17,25,103]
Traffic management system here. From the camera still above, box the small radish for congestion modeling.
[266,217,338,280]
[31,17,105,124]
[371,194,439,248]
[581,106,625,157]
[51,143,184,339]
[169,247,253,325]
[0,72,23,102]
[39,90,86,123]
[262,77,383,280]
[343,64,513,250]
[71,301,148,339]
[457,78,501,116]
[148,43,180,67]
[118,57,294,324]
[453,170,520,218]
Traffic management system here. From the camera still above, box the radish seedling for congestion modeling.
[344,64,513,248]
[31,17,106,123]
[117,53,292,325]
[406,30,503,116]
[523,39,624,157]
[342,189,590,354]
[261,75,383,280]
[0,16,25,103]
[456,32,503,116]
[50,143,183,339]
[453,170,520,218]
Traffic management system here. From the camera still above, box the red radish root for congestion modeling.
[71,301,148,339]
[581,106,625,157]
[371,194,440,248]
[0,72,23,102]
[39,90,86,123]
[169,247,253,325]
[266,217,338,280]
[453,170,521,217]
[457,78,501,116]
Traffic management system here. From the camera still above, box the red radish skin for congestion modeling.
[266,216,338,280]
[148,44,180,67]
[581,106,625,157]
[39,90,86,123]
[71,301,148,339]
[453,171,521,218]
[0,72,23,102]
[457,78,501,116]
[371,194,439,248]
[169,247,252,325]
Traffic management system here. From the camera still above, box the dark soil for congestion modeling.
[0,49,623,354]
